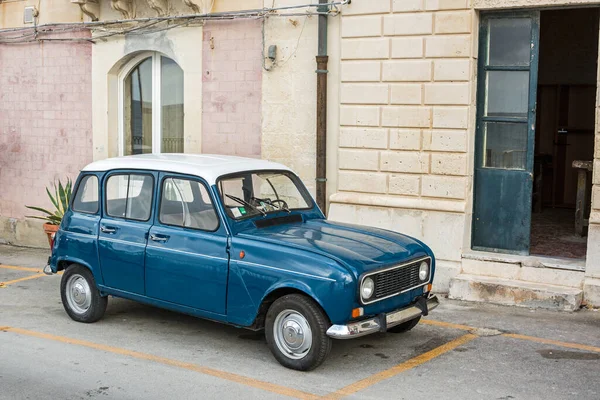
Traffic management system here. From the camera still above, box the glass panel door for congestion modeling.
[472,12,540,254]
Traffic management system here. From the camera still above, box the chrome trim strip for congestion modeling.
[65,231,96,239]
[360,256,432,305]
[98,237,147,247]
[145,245,228,262]
[235,260,337,282]
[326,295,439,339]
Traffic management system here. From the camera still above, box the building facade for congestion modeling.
[329,0,600,308]
[1,0,599,307]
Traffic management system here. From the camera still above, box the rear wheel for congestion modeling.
[265,294,332,371]
[60,264,107,323]
[388,316,421,333]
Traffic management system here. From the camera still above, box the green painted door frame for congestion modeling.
[472,11,541,255]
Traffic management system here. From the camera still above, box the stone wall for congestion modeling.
[329,0,474,292]
[0,31,93,247]
[583,27,600,303]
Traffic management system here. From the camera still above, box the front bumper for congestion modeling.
[326,295,439,339]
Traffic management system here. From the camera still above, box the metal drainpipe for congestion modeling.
[315,0,329,215]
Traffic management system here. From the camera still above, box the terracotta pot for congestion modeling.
[43,223,59,249]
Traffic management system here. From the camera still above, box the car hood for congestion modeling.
[239,219,431,277]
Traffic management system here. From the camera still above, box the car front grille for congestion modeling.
[371,258,429,301]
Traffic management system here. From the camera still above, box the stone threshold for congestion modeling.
[449,274,583,311]
[462,250,586,272]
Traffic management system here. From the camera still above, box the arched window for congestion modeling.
[119,53,184,155]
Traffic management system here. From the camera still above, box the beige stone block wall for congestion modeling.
[331,0,474,282]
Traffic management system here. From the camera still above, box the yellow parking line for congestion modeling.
[321,333,478,399]
[503,333,600,353]
[421,319,475,331]
[423,320,600,353]
[0,265,41,273]
[0,274,45,287]
[1,326,319,400]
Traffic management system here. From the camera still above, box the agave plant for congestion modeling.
[26,179,73,225]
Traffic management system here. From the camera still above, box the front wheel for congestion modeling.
[265,294,332,371]
[60,264,107,323]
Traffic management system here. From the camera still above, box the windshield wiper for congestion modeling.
[225,194,266,217]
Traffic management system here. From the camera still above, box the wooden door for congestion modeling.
[472,12,540,254]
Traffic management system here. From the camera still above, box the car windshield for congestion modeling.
[218,171,312,220]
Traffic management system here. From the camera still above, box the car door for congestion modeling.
[60,174,103,279]
[144,173,229,315]
[98,171,157,295]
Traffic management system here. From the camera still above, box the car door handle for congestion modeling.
[100,226,117,234]
[150,234,169,243]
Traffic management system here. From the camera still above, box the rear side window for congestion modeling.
[72,175,99,214]
[159,178,219,231]
[105,174,154,221]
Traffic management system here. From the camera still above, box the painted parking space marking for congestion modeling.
[3,321,600,400]
[0,274,46,288]
[0,264,42,273]
[321,333,478,399]
[2,264,599,397]
[503,333,600,353]
[0,264,63,287]
[0,326,320,400]
[422,319,600,352]
[422,319,475,331]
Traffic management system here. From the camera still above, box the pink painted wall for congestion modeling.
[0,32,93,220]
[202,20,262,158]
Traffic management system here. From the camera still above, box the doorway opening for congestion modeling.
[531,8,598,259]
[472,9,597,259]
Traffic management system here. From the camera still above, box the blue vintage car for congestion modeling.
[47,154,438,371]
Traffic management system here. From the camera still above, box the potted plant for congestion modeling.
[26,179,72,248]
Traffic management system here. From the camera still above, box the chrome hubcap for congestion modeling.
[65,274,92,314]
[273,310,312,360]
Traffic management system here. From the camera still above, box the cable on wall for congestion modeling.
[0,1,348,45]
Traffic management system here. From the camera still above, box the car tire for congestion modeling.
[387,316,421,333]
[265,294,332,371]
[60,264,107,323]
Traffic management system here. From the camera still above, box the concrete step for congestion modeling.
[448,274,583,311]
[461,252,585,288]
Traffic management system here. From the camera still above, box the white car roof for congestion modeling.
[82,154,294,185]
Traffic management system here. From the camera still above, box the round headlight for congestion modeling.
[419,261,429,281]
[361,277,375,300]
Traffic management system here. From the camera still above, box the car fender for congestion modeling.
[258,276,355,326]
[262,279,329,312]
[54,255,101,284]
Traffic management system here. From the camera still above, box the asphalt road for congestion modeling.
[1,244,600,399]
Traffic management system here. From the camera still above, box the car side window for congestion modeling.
[72,175,99,214]
[159,178,219,231]
[105,174,154,221]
